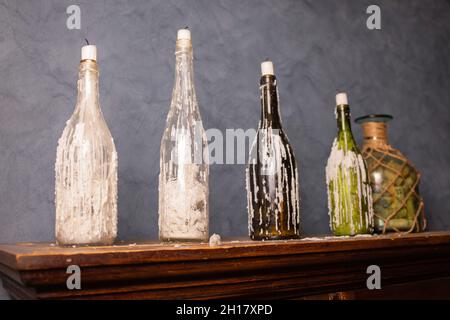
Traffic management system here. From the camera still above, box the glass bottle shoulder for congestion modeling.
[59,103,115,150]
[249,127,296,164]
[335,130,361,153]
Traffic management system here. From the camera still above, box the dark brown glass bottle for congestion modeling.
[246,61,300,240]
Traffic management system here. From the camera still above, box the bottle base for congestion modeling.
[250,234,300,241]
[55,239,115,247]
[160,236,209,243]
[331,230,372,237]
[374,218,418,233]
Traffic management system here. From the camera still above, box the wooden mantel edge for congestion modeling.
[1,231,450,271]
[1,231,450,299]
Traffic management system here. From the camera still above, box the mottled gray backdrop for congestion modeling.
[1,0,450,299]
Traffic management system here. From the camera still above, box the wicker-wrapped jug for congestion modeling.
[355,114,426,234]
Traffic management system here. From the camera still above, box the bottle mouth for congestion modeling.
[354,114,393,124]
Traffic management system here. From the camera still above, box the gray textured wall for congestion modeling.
[1,0,450,299]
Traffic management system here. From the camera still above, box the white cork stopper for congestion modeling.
[177,29,191,40]
[81,45,97,61]
[336,92,348,106]
[261,61,274,76]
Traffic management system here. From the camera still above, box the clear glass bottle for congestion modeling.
[55,45,118,245]
[355,114,426,233]
[325,93,373,236]
[158,29,209,242]
[246,61,300,240]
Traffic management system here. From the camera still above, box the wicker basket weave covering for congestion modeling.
[356,115,426,234]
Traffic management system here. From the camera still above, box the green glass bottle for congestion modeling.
[246,61,300,240]
[325,93,374,236]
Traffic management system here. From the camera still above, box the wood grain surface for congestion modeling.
[1,232,450,299]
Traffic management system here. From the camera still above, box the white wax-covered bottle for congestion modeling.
[55,45,118,245]
[158,29,209,241]
[246,61,301,240]
[325,92,373,236]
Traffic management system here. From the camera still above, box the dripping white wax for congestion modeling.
[325,139,373,234]
[246,131,300,236]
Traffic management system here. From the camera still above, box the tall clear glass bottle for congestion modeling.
[158,29,209,242]
[246,61,300,240]
[325,93,373,236]
[55,45,118,245]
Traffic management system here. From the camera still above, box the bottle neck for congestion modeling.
[259,75,282,129]
[361,121,390,148]
[172,39,196,113]
[76,60,100,112]
[336,105,352,131]
[336,105,357,148]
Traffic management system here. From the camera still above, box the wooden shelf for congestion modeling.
[1,231,450,299]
